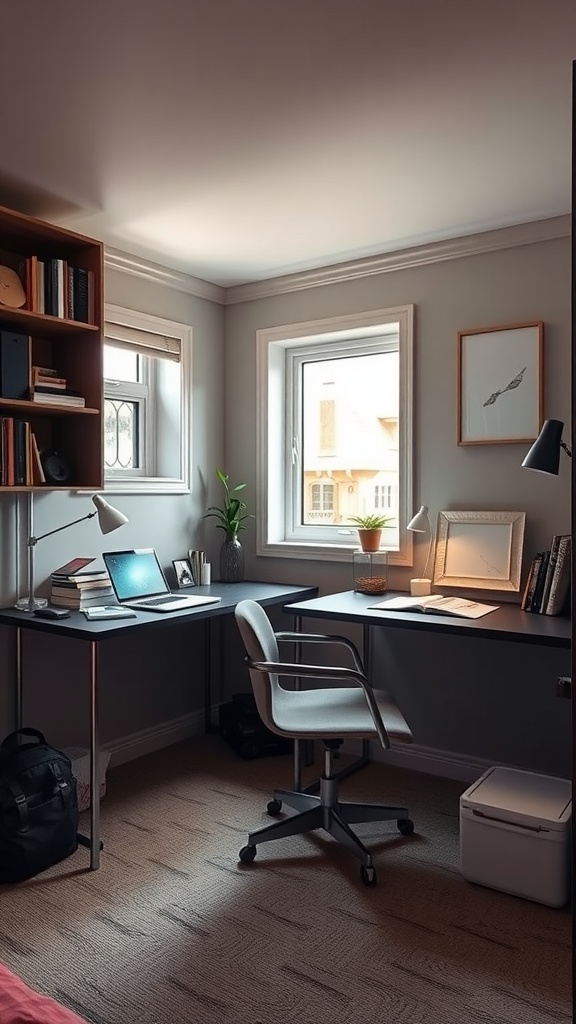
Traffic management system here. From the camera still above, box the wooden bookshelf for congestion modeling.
[0,204,104,490]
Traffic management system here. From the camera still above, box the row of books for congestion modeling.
[0,417,45,485]
[22,256,94,324]
[521,534,571,615]
[49,566,114,608]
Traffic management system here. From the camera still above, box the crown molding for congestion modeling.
[104,247,226,305]
[104,215,570,307]
[224,216,571,305]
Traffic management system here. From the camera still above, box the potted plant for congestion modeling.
[348,513,393,552]
[204,469,253,581]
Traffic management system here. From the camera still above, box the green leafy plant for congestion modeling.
[203,469,253,537]
[348,513,393,529]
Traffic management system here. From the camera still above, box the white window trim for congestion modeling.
[103,303,192,495]
[256,305,414,565]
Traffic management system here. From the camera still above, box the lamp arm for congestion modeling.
[422,532,434,582]
[28,511,97,547]
[561,440,572,459]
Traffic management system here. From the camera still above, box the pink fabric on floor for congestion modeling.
[0,963,88,1024]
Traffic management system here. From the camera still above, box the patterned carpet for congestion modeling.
[0,736,571,1024]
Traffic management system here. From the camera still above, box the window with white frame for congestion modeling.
[103,305,191,494]
[256,305,414,564]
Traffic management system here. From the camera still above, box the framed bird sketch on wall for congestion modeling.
[457,321,543,445]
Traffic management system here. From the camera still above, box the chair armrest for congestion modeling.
[275,632,364,673]
[248,656,390,747]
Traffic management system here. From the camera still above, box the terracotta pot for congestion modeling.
[357,528,382,553]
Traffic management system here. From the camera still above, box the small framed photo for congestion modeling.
[457,322,543,445]
[433,510,526,592]
[172,559,194,588]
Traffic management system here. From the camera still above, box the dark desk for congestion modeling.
[283,590,571,648]
[284,590,571,789]
[0,581,317,869]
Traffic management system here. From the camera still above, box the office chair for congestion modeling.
[234,599,414,886]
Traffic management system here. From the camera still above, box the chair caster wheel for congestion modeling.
[239,844,257,864]
[397,818,414,836]
[360,864,377,886]
[267,799,282,816]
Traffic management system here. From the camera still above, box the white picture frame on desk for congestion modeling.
[433,510,526,592]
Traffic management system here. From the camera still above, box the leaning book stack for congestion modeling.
[50,569,115,609]
[521,534,571,616]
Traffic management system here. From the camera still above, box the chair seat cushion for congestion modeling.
[273,686,413,743]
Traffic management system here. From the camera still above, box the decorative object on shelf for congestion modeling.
[348,513,392,553]
[17,493,128,612]
[521,418,572,475]
[0,265,26,307]
[173,558,194,588]
[353,549,388,594]
[457,321,543,445]
[39,450,72,485]
[203,469,253,583]
[407,505,435,596]
[432,510,526,593]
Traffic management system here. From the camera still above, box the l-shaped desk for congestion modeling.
[0,581,318,870]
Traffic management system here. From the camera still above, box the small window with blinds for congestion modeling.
[103,305,191,494]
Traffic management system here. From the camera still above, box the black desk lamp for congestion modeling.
[521,419,572,475]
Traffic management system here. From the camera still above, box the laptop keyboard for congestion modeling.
[137,595,184,607]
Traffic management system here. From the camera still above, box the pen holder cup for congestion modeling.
[353,550,388,595]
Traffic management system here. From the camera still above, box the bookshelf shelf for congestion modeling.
[0,204,104,492]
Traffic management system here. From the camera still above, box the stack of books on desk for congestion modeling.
[50,568,115,609]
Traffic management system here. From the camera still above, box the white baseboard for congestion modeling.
[103,711,205,768]
[368,741,499,783]
[103,713,498,785]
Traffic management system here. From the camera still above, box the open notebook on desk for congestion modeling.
[370,594,499,619]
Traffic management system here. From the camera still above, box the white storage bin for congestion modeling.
[64,747,111,813]
[460,766,571,907]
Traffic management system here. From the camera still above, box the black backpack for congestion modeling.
[0,728,79,883]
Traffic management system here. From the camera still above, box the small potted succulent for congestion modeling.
[348,513,393,552]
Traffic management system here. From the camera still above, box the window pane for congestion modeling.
[104,345,139,383]
[105,399,139,469]
[301,352,398,527]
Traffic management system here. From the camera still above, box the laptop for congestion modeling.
[102,548,222,613]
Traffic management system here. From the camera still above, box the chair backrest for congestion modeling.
[234,600,282,734]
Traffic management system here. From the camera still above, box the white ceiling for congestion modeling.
[1,0,574,288]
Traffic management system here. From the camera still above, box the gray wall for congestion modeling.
[224,235,572,779]
[0,233,571,780]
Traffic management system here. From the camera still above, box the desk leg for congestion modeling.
[292,615,303,792]
[76,640,102,870]
[89,640,100,869]
[15,626,23,730]
[204,618,212,732]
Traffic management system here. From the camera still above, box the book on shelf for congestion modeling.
[544,536,571,616]
[522,535,571,616]
[29,391,85,407]
[521,551,544,611]
[369,594,499,619]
